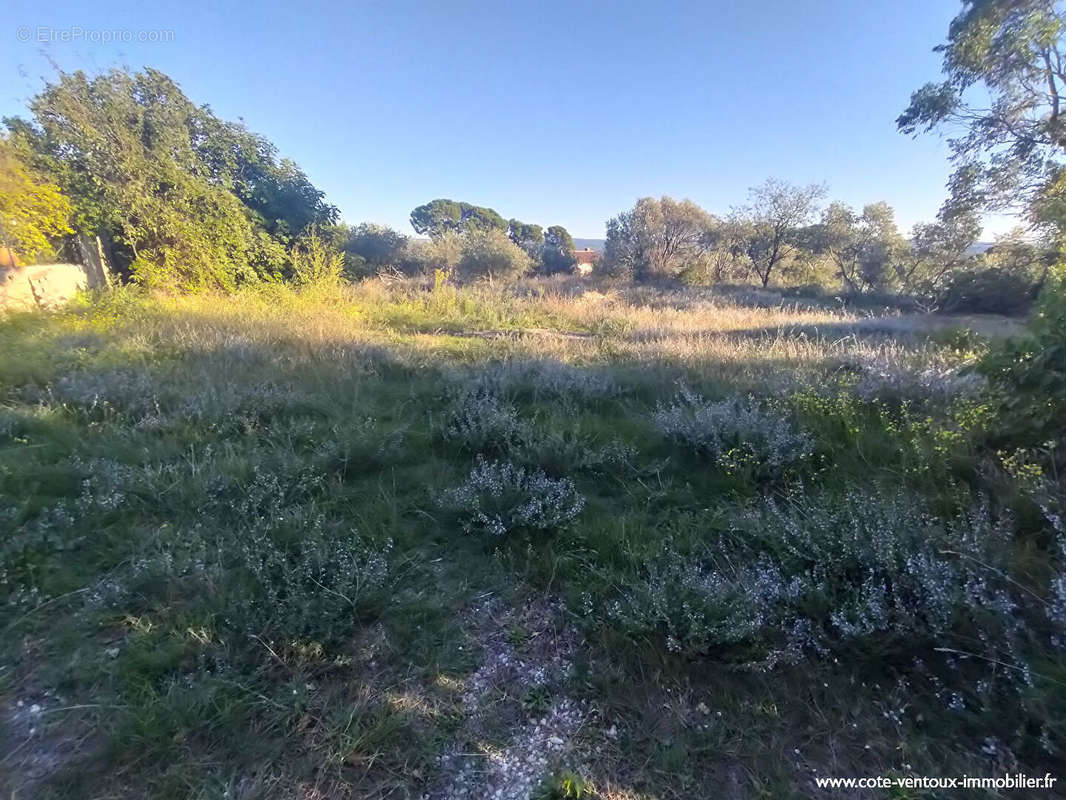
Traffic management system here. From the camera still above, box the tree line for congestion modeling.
[0,45,1057,316]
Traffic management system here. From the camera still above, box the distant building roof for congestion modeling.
[574,248,601,264]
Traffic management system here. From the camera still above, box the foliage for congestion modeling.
[441,457,585,536]
[898,0,1066,226]
[439,389,529,454]
[457,228,534,281]
[344,222,408,270]
[542,224,577,273]
[894,211,981,298]
[0,136,72,261]
[937,265,1037,314]
[814,201,906,291]
[603,196,717,279]
[288,226,345,286]
[508,218,545,258]
[730,179,826,287]
[653,387,812,481]
[5,67,330,289]
[410,198,508,238]
[979,263,1066,445]
[609,490,1028,692]
[402,231,464,276]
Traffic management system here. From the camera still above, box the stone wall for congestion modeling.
[0,263,96,311]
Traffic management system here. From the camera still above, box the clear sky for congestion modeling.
[0,0,1017,239]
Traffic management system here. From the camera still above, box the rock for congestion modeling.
[0,263,91,311]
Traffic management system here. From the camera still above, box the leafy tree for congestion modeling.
[410,199,463,238]
[603,197,716,280]
[457,229,533,281]
[193,114,338,237]
[732,179,826,287]
[403,232,463,276]
[903,1,1066,446]
[507,219,545,258]
[5,67,330,290]
[898,0,1066,224]
[0,136,72,261]
[895,210,981,296]
[815,201,906,292]
[410,199,507,238]
[542,224,577,273]
[344,223,408,268]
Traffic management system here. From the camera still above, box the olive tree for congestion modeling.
[732,179,826,287]
[603,196,716,280]
[816,201,906,292]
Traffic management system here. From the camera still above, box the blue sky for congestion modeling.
[1,0,1015,239]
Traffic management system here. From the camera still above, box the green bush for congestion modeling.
[937,267,1036,315]
[457,229,534,282]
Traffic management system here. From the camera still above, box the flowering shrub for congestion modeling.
[439,389,529,454]
[442,457,585,536]
[653,387,812,480]
[851,356,986,403]
[608,491,1029,692]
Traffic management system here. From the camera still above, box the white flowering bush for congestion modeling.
[442,457,585,536]
[439,389,529,454]
[653,387,812,481]
[609,491,1029,689]
[852,357,986,403]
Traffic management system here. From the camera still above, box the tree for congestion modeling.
[542,224,577,273]
[402,232,463,276]
[898,0,1066,225]
[5,67,330,289]
[733,179,826,287]
[602,197,716,280]
[815,201,906,292]
[507,219,545,259]
[410,199,507,238]
[457,229,533,281]
[901,1,1066,445]
[896,210,981,295]
[344,223,408,268]
[193,113,338,237]
[0,136,72,261]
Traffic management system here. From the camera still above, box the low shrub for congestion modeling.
[653,387,812,481]
[231,518,392,642]
[936,267,1036,315]
[607,490,1032,701]
[438,389,529,454]
[441,457,585,537]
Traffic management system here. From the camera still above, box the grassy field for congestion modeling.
[1,277,1062,799]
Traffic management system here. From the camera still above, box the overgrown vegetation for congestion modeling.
[3,1,1066,797]
[1,280,1063,798]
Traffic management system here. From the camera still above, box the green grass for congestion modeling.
[1,281,1063,799]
